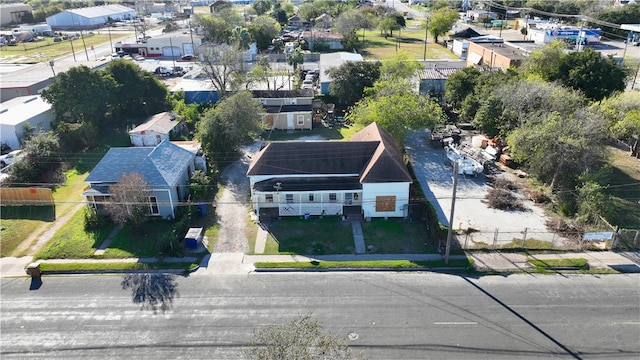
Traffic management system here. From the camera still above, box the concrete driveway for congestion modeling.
[405,130,567,249]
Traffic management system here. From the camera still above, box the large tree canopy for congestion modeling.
[327,61,381,105]
[248,16,280,51]
[347,83,445,144]
[428,7,459,43]
[197,91,263,162]
[41,65,117,126]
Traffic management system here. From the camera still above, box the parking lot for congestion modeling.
[405,129,569,249]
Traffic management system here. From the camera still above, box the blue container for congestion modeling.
[198,204,207,216]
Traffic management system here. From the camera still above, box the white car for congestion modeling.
[301,79,313,89]
[0,150,22,168]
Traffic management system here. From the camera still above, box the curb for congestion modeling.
[253,267,471,273]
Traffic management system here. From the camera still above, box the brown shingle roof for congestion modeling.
[247,122,412,183]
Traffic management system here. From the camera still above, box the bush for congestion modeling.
[84,207,113,231]
[528,190,550,203]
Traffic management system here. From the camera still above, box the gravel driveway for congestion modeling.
[212,141,262,253]
[405,130,567,248]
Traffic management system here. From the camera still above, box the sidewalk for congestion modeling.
[3,251,638,277]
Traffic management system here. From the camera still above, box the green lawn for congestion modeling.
[104,220,185,258]
[602,146,640,229]
[264,217,355,255]
[528,257,588,269]
[35,210,113,259]
[40,261,198,273]
[0,206,55,256]
[361,218,436,254]
[255,258,473,269]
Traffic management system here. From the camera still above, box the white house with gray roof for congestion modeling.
[83,141,196,219]
[247,123,412,220]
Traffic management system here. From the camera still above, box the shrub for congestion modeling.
[528,190,550,203]
[84,207,113,231]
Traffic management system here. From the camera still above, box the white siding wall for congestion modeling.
[361,182,410,218]
[130,131,168,146]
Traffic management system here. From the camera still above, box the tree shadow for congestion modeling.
[121,273,179,314]
[0,205,55,221]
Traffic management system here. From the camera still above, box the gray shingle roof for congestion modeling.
[86,141,194,187]
[129,112,180,134]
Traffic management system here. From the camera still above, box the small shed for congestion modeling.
[183,227,203,249]
[129,112,182,147]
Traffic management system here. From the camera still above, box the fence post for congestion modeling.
[521,227,527,249]
[464,232,469,250]
[493,228,498,249]
[611,226,620,250]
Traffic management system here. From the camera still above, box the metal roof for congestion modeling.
[67,5,135,19]
[0,95,52,126]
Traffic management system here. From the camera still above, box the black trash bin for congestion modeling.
[26,262,41,277]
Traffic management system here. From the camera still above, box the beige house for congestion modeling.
[129,112,182,146]
[466,40,527,70]
[253,90,314,131]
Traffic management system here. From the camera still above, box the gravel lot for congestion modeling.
[212,141,262,253]
[405,130,568,249]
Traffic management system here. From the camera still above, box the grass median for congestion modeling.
[39,261,198,273]
[254,258,473,270]
[527,258,588,269]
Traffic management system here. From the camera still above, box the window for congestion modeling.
[354,193,359,200]
[286,194,294,203]
[308,193,315,202]
[297,115,305,126]
[266,194,273,203]
[329,193,337,202]
[344,193,353,205]
[149,196,159,215]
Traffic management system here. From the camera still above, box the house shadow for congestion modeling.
[121,273,179,314]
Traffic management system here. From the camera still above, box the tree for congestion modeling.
[520,41,565,82]
[428,7,459,43]
[41,65,116,127]
[252,0,272,16]
[286,46,304,72]
[248,16,281,51]
[444,67,481,107]
[347,83,445,144]
[507,111,608,190]
[558,48,627,101]
[103,60,168,119]
[334,9,365,50]
[230,26,251,50]
[243,313,363,360]
[594,91,640,157]
[197,91,263,162]
[197,10,242,44]
[200,47,245,96]
[380,53,423,81]
[104,173,151,230]
[327,61,381,105]
[5,131,62,185]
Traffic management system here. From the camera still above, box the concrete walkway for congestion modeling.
[352,221,366,254]
[94,225,123,256]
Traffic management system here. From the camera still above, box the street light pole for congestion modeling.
[48,60,55,76]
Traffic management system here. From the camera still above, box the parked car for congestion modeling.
[0,150,23,168]
[154,66,173,76]
[173,66,185,75]
[181,54,194,61]
[134,55,145,61]
[302,79,313,89]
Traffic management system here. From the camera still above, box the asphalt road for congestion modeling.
[1,273,639,359]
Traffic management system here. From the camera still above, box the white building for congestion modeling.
[46,5,136,30]
[0,96,54,150]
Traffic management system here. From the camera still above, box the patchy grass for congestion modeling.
[264,217,355,255]
[0,33,133,63]
[500,238,556,250]
[361,218,436,254]
[255,258,473,269]
[601,146,640,229]
[35,210,114,259]
[39,261,198,273]
[527,257,588,268]
[261,124,363,142]
[0,206,55,256]
[360,30,457,60]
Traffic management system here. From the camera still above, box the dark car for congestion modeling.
[181,54,194,61]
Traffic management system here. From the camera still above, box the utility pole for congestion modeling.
[80,30,89,61]
[576,20,584,52]
[445,161,458,264]
[423,14,430,61]
[169,36,176,69]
